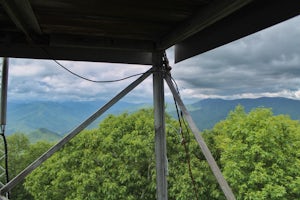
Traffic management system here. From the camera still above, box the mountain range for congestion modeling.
[189,97,300,131]
[6,100,148,136]
[5,97,300,142]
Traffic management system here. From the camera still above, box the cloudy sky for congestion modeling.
[4,15,300,103]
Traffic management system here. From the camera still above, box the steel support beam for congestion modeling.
[0,58,9,199]
[153,51,168,200]
[159,0,252,49]
[165,74,236,200]
[0,44,153,65]
[0,58,8,126]
[0,68,153,195]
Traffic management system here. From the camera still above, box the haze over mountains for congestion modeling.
[7,100,148,138]
[6,97,300,142]
[189,97,300,131]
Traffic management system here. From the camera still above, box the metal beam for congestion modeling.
[0,68,153,195]
[159,0,253,49]
[153,51,168,200]
[174,0,300,63]
[0,195,8,200]
[0,44,153,65]
[1,0,41,42]
[165,74,236,200]
[50,34,156,52]
[0,58,8,126]
[0,58,9,199]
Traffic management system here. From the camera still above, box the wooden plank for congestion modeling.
[0,44,153,65]
[1,0,41,41]
[31,0,193,22]
[50,35,156,52]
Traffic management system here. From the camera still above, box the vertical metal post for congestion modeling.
[0,57,8,127]
[153,51,168,200]
[0,57,9,199]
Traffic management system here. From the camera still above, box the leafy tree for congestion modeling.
[210,106,300,199]
[0,133,52,200]
[0,133,31,200]
[25,109,224,200]
[20,106,300,199]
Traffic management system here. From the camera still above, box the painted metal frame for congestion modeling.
[0,58,9,199]
[153,51,168,200]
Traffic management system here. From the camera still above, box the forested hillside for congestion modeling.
[3,107,300,199]
[189,97,300,131]
[6,100,148,136]
[6,97,300,144]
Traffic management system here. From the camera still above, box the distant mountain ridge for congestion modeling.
[189,97,300,131]
[6,97,300,142]
[6,100,148,136]
[28,128,61,143]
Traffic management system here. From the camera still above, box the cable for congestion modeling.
[174,100,199,200]
[171,76,199,200]
[52,59,146,83]
[165,73,181,98]
[41,48,149,83]
[162,53,199,199]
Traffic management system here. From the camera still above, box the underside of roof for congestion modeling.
[0,0,299,65]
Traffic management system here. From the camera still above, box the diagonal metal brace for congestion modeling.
[0,67,154,195]
[164,74,236,200]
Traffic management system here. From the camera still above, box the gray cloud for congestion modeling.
[5,15,300,103]
[170,15,300,101]
[8,58,152,102]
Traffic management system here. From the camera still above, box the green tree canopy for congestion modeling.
[10,106,300,200]
[24,109,223,200]
[0,133,52,200]
[209,106,300,199]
